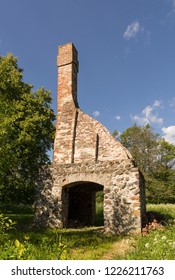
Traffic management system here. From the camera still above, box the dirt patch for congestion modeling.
[100,238,135,260]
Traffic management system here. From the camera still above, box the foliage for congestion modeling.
[95,191,104,226]
[126,204,175,260]
[0,222,120,260]
[127,226,175,259]
[0,203,120,260]
[112,129,119,139]
[0,236,67,260]
[0,203,33,214]
[145,172,175,204]
[147,203,175,218]
[120,124,160,173]
[0,228,121,260]
[119,124,175,203]
[0,54,55,204]
[158,138,175,168]
[1,203,175,260]
[0,212,16,234]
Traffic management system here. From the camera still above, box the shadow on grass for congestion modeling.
[6,213,121,250]
[7,213,34,231]
[146,210,174,225]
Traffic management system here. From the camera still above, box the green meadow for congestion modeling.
[0,203,175,260]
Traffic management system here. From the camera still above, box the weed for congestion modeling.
[126,204,175,260]
[0,213,16,234]
[0,203,175,260]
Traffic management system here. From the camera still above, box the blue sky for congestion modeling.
[1,0,175,145]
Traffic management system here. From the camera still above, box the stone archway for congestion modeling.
[62,181,103,228]
[35,160,145,234]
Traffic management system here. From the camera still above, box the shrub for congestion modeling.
[0,213,16,234]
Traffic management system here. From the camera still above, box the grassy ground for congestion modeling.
[0,203,121,260]
[0,203,175,259]
[125,204,175,260]
[0,226,122,260]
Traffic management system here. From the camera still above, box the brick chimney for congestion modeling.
[53,43,79,163]
[57,43,79,111]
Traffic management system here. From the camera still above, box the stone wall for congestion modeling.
[35,159,146,234]
[34,43,146,234]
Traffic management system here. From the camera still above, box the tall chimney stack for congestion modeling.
[57,43,79,111]
[53,43,79,163]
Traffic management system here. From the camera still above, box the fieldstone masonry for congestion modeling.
[35,43,146,234]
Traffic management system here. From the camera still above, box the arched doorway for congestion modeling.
[62,181,103,228]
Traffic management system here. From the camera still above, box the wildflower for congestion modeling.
[161,236,167,241]
[145,243,149,248]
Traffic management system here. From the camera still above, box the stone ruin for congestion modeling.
[34,43,146,234]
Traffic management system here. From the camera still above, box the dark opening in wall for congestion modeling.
[63,182,103,228]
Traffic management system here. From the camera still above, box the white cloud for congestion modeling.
[162,126,175,145]
[169,97,175,108]
[123,20,143,40]
[153,100,162,107]
[93,110,100,117]
[114,115,121,120]
[132,100,163,126]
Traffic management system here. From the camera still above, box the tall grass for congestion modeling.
[125,204,175,260]
[0,203,120,260]
[0,203,175,260]
[0,227,121,260]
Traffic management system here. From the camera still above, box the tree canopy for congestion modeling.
[0,54,55,203]
[119,124,175,203]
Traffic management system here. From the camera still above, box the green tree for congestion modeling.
[112,129,119,139]
[119,124,175,203]
[119,124,159,173]
[0,54,55,203]
[158,139,175,169]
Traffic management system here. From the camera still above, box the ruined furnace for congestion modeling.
[35,43,146,234]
